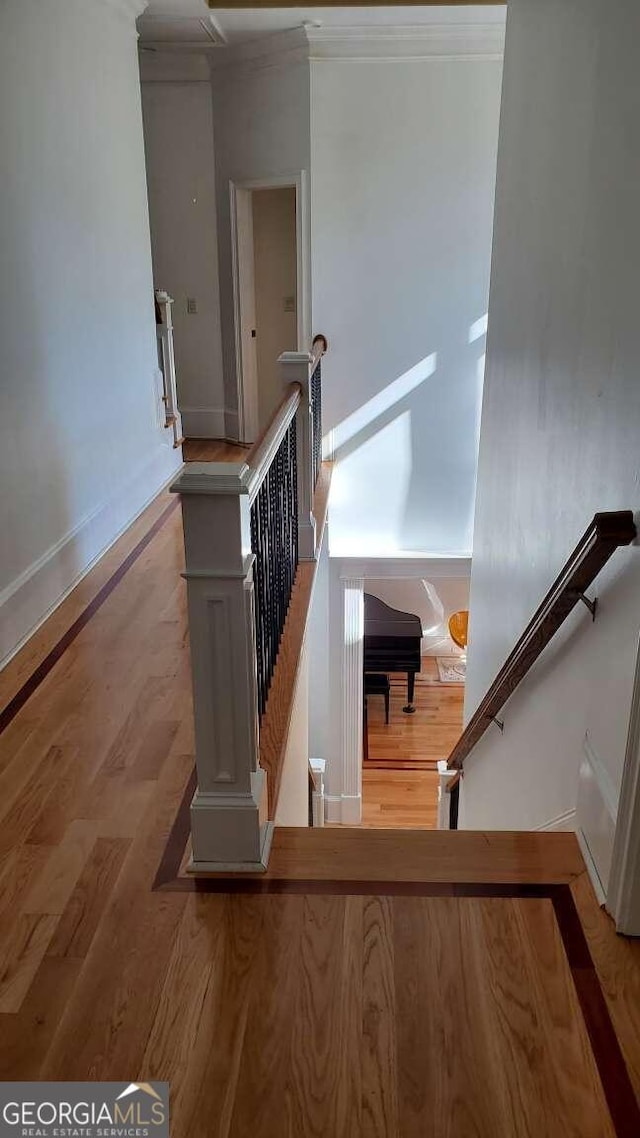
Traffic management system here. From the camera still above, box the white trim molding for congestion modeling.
[608,632,640,935]
[179,406,227,439]
[576,732,618,902]
[535,809,577,834]
[306,22,505,63]
[341,578,364,826]
[338,555,471,580]
[98,0,149,24]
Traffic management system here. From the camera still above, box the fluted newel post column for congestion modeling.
[341,577,364,824]
[171,463,273,871]
[278,351,316,560]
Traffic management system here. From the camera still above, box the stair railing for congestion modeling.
[171,336,328,871]
[442,511,637,829]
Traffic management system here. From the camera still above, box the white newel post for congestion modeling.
[437,761,459,829]
[171,463,273,871]
[341,578,364,824]
[278,351,316,560]
[155,290,183,448]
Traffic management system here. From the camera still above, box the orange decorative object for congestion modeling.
[448,610,469,651]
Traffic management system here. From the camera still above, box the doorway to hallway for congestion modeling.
[230,174,308,443]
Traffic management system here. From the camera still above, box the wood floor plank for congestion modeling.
[229,894,306,1138]
[48,836,130,958]
[180,896,265,1138]
[0,955,81,1078]
[21,819,98,916]
[287,896,350,1138]
[361,895,398,1138]
[139,894,226,1133]
[0,913,60,1013]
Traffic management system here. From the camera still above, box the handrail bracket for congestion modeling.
[487,715,504,733]
[577,592,598,621]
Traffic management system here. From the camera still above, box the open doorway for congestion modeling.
[361,576,468,828]
[230,174,308,443]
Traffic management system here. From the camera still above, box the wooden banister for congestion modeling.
[447,510,637,780]
[310,332,328,371]
[245,383,301,501]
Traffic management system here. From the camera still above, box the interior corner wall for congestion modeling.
[311,54,503,556]
[140,57,226,438]
[211,58,311,440]
[461,0,640,831]
[0,0,181,666]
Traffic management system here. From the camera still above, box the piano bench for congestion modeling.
[364,673,391,725]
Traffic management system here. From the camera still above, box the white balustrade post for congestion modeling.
[155,290,183,447]
[437,761,459,829]
[171,462,273,871]
[278,350,316,560]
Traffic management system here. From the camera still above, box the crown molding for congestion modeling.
[306,23,505,62]
[209,21,504,83]
[210,27,309,85]
[96,0,149,22]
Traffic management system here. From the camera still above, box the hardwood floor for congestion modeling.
[181,437,250,462]
[363,661,464,829]
[366,662,464,769]
[1,476,640,1135]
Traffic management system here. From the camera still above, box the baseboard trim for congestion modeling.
[179,407,227,438]
[0,443,182,669]
[535,809,577,833]
[324,793,362,825]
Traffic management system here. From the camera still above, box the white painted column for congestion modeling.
[341,577,364,824]
[279,351,316,560]
[171,463,273,871]
[437,761,459,829]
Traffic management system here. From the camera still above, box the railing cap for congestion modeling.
[170,462,252,496]
[278,350,313,364]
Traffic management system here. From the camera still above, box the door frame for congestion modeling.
[229,171,310,444]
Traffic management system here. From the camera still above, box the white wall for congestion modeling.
[141,54,226,438]
[461,0,640,832]
[311,51,503,555]
[253,187,298,429]
[0,0,181,665]
[212,48,311,438]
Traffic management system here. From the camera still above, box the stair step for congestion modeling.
[238,828,585,885]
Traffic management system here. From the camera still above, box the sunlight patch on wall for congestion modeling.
[330,353,437,453]
[329,411,412,556]
[468,313,488,343]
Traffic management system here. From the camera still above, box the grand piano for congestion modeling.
[363,593,422,713]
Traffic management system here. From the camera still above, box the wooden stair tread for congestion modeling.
[209,827,585,884]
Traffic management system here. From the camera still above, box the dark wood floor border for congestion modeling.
[0,497,180,735]
[154,773,640,1135]
[550,885,640,1138]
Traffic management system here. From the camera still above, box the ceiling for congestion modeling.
[138,3,506,49]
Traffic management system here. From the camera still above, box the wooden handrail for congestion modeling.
[447,510,637,776]
[245,383,301,502]
[310,332,328,372]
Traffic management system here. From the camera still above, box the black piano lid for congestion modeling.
[363,593,422,638]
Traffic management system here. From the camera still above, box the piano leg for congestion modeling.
[403,671,416,714]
